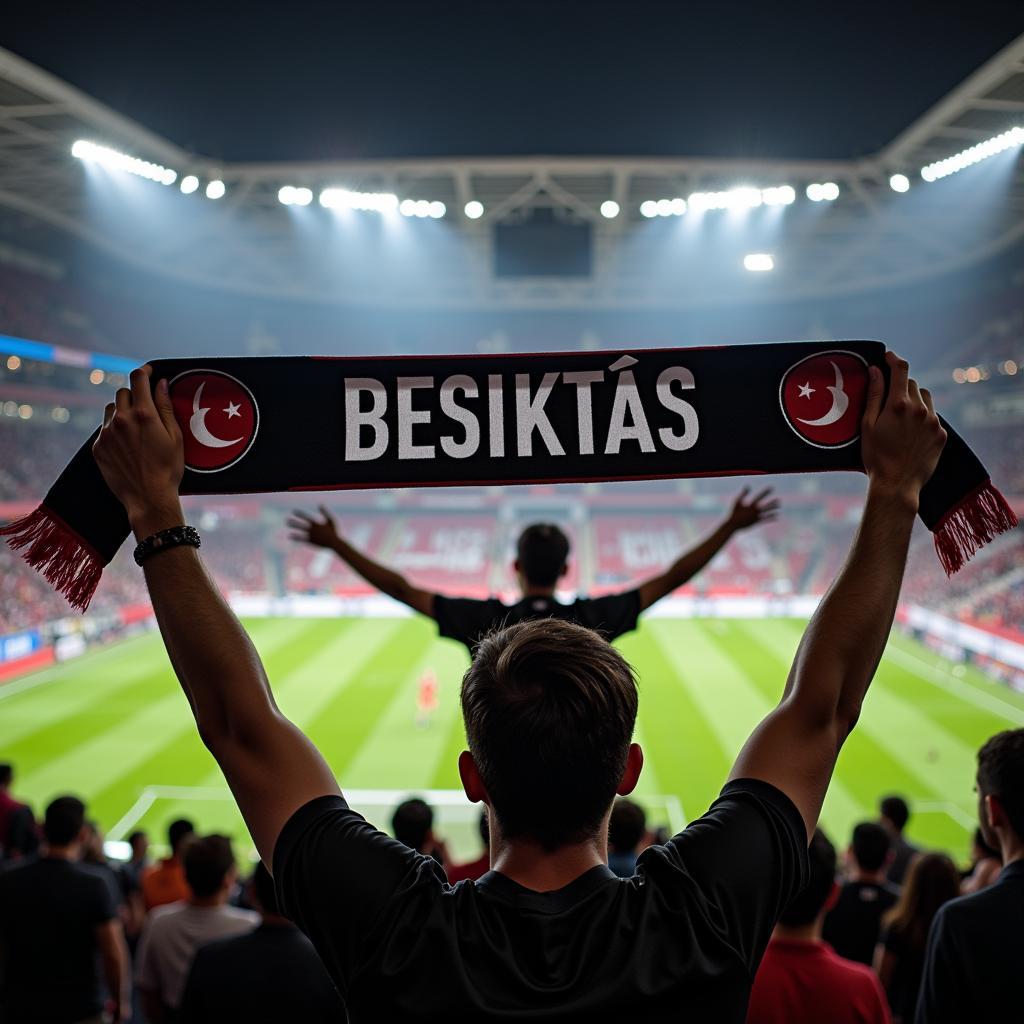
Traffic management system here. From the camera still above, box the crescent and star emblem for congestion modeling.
[796,361,849,428]
[189,381,244,448]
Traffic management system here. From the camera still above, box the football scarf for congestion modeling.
[2,341,1016,611]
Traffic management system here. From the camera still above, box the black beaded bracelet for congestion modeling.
[133,525,201,566]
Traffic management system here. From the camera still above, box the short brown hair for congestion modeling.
[183,835,235,899]
[977,728,1024,838]
[461,617,638,851]
[516,524,570,587]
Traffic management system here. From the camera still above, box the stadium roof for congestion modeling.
[1,36,1023,311]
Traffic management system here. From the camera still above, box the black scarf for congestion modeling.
[2,341,1016,610]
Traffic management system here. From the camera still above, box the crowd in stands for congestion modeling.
[1,736,1021,1024]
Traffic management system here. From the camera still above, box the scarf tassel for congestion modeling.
[933,479,1019,577]
[0,505,103,612]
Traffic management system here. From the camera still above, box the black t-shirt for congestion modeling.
[274,778,808,1022]
[822,880,900,965]
[434,590,642,652]
[0,856,117,1023]
[180,922,346,1023]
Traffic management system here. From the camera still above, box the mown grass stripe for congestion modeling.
[86,619,360,831]
[728,620,962,845]
[618,622,734,824]
[14,619,329,820]
[647,619,866,833]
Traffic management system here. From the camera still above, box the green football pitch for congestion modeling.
[4,616,1024,864]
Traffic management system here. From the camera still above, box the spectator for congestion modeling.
[0,795,130,1024]
[747,829,890,1024]
[141,817,195,910]
[289,491,778,653]
[873,852,959,1024]
[81,819,124,910]
[823,822,900,964]
[95,353,943,1017]
[959,826,1001,895]
[879,795,920,886]
[917,728,1024,1021]
[180,861,343,1022]
[122,829,150,892]
[446,811,490,883]
[135,833,258,1022]
[607,797,647,878]
[392,797,447,862]
[119,829,150,944]
[0,762,38,862]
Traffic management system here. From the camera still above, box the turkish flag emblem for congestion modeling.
[779,350,869,449]
[168,369,259,472]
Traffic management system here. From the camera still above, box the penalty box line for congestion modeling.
[109,786,687,841]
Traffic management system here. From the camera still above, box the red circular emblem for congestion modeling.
[169,369,259,473]
[779,350,869,449]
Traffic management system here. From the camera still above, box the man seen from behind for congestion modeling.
[92,352,944,1020]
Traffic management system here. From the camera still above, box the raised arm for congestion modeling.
[288,507,436,617]
[637,488,779,611]
[93,367,340,866]
[729,353,946,839]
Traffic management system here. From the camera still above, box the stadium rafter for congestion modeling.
[0,37,1023,310]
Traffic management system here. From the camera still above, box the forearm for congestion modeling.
[330,535,411,598]
[671,519,735,583]
[101,932,130,1012]
[639,519,735,608]
[132,503,276,742]
[786,484,917,729]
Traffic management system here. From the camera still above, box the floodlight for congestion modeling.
[688,188,764,212]
[180,175,200,195]
[889,174,910,193]
[319,188,397,213]
[761,185,795,206]
[600,200,620,219]
[807,182,840,202]
[670,197,687,215]
[428,201,446,218]
[279,186,296,205]
[639,200,658,218]
[206,180,226,199]
[294,187,313,206]
[921,125,1024,182]
[464,200,484,219]
[743,253,774,272]
[71,139,177,186]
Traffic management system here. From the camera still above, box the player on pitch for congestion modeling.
[288,489,778,652]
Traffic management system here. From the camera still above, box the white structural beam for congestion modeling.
[0,37,1022,311]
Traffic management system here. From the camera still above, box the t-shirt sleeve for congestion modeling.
[88,870,118,924]
[433,596,505,650]
[273,794,447,996]
[640,778,809,975]
[573,590,642,640]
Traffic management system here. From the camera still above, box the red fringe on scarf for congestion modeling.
[933,479,1019,577]
[0,505,104,611]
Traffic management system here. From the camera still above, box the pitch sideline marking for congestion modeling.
[884,645,1024,726]
[915,800,977,831]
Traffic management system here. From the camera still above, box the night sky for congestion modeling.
[4,2,1024,162]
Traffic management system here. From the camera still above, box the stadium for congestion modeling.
[1,7,1023,1022]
